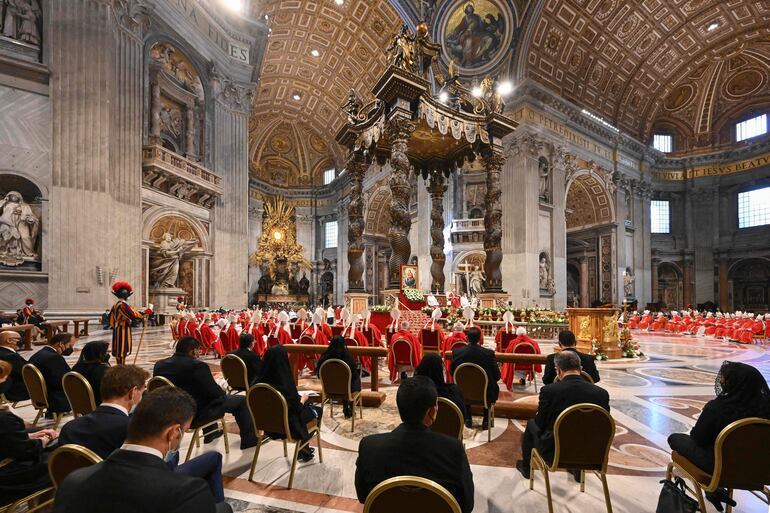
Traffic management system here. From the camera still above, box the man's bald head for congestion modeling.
[0,331,21,347]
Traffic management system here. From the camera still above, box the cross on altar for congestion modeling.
[457,263,475,295]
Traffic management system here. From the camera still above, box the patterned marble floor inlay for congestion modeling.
[12,328,770,512]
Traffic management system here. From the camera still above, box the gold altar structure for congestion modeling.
[336,23,517,309]
[567,307,622,359]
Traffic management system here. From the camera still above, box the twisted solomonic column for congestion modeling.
[386,117,415,288]
[482,149,506,291]
[427,171,447,292]
[346,152,367,291]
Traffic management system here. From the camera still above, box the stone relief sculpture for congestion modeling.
[0,190,40,266]
[1,0,40,45]
[149,232,198,288]
[623,268,635,298]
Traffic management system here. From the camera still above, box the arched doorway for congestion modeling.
[142,209,211,309]
[566,262,580,307]
[364,187,391,303]
[729,258,770,312]
[565,171,616,305]
[452,251,486,296]
[657,262,683,309]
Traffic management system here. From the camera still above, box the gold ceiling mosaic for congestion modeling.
[525,0,770,142]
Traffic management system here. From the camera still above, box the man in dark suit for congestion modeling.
[53,386,232,513]
[355,376,474,513]
[449,327,500,429]
[542,330,600,385]
[516,350,610,480]
[0,332,29,402]
[227,333,262,385]
[59,365,226,502]
[154,336,257,449]
[28,332,76,413]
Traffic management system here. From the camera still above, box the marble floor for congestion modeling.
[13,328,770,513]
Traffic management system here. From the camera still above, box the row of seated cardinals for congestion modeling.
[168,306,544,390]
[627,310,769,343]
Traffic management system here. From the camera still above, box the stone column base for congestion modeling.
[478,292,509,308]
[345,291,371,315]
[149,287,188,315]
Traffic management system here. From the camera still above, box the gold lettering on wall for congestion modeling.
[653,151,770,181]
[510,106,614,161]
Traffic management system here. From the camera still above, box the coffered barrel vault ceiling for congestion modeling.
[523,0,770,144]
[249,0,403,185]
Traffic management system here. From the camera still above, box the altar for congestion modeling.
[567,307,622,360]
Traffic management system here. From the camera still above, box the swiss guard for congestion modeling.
[108,281,144,365]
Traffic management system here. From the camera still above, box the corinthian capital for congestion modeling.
[385,117,416,141]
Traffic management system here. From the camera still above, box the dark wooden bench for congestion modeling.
[40,320,70,343]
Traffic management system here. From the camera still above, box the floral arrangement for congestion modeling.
[403,288,424,302]
[591,338,609,361]
[370,305,391,313]
[618,325,644,358]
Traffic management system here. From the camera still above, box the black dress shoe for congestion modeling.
[705,488,736,512]
[464,420,473,428]
[298,448,314,462]
[203,429,224,444]
[400,372,408,381]
[515,460,530,480]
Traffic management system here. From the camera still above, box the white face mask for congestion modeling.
[165,426,183,463]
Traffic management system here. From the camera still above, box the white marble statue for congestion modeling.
[539,256,549,289]
[149,232,197,288]
[623,269,635,298]
[538,157,550,200]
[468,266,486,297]
[0,190,40,264]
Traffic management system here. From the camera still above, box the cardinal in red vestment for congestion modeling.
[442,321,468,380]
[361,309,383,347]
[462,306,485,346]
[197,312,224,357]
[267,311,293,346]
[419,308,445,351]
[342,313,371,372]
[387,320,422,382]
[248,310,267,356]
[501,327,542,389]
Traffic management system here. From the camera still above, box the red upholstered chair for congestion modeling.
[331,326,344,337]
[391,337,415,378]
[450,340,468,351]
[512,342,540,392]
[362,328,377,347]
[299,334,315,345]
[267,335,281,348]
[498,331,517,352]
[385,329,396,347]
[420,329,441,353]
[290,324,303,340]
[344,337,359,348]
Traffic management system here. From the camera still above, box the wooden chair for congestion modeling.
[22,364,66,429]
[299,334,315,345]
[667,417,770,513]
[453,363,495,441]
[385,328,396,347]
[554,371,594,384]
[267,335,281,348]
[146,375,230,462]
[391,337,415,380]
[62,371,96,417]
[330,325,344,337]
[246,383,323,489]
[48,443,102,488]
[319,358,363,431]
[420,329,441,353]
[0,488,54,513]
[290,323,303,340]
[431,397,464,441]
[529,403,615,513]
[362,327,378,347]
[220,354,249,394]
[363,475,461,513]
[512,342,540,392]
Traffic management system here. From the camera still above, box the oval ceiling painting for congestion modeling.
[435,0,515,76]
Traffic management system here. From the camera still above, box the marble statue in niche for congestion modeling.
[468,266,486,297]
[623,268,635,298]
[298,273,310,295]
[538,156,551,201]
[539,252,556,295]
[149,232,198,288]
[0,190,40,266]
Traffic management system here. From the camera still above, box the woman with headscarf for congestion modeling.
[415,353,465,414]
[668,361,770,511]
[317,335,361,418]
[256,346,322,462]
[72,340,111,404]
